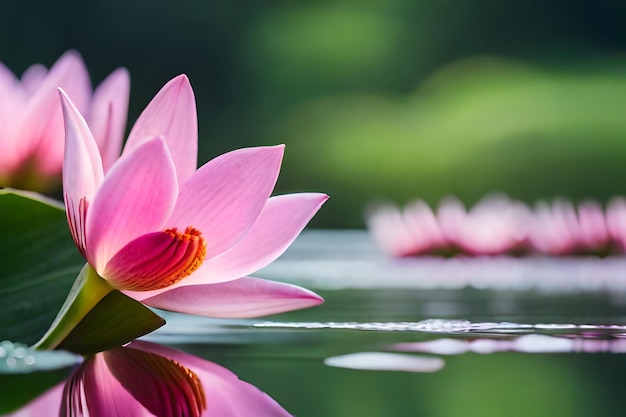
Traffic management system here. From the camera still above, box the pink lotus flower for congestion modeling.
[571,200,611,252]
[527,199,579,255]
[60,74,327,318]
[438,195,530,256]
[367,194,619,257]
[9,340,292,417]
[606,197,626,251]
[528,199,611,255]
[366,199,447,256]
[367,195,529,257]
[0,50,129,191]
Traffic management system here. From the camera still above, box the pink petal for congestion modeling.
[607,197,626,250]
[437,196,467,246]
[125,74,197,183]
[60,89,104,257]
[529,200,579,255]
[22,50,91,176]
[86,138,178,272]
[88,67,130,172]
[183,193,328,285]
[103,346,206,417]
[104,227,206,291]
[0,61,18,88]
[166,145,284,260]
[128,341,294,417]
[20,63,48,96]
[0,63,23,175]
[142,276,324,318]
[402,199,448,254]
[7,383,64,417]
[366,203,419,257]
[576,200,610,250]
[456,195,529,255]
[71,354,154,416]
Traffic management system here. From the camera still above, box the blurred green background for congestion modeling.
[3,0,626,227]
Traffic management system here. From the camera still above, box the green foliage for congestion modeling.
[35,264,165,355]
[56,289,164,354]
[249,4,407,94]
[4,1,626,228]
[0,190,84,345]
[283,59,626,226]
[0,190,165,353]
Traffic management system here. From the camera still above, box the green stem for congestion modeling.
[33,264,114,351]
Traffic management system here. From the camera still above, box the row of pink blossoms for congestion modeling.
[367,194,626,257]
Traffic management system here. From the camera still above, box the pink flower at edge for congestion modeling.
[0,50,129,191]
[528,199,587,255]
[60,74,327,318]
[575,200,611,253]
[365,199,448,257]
[606,196,626,251]
[365,202,420,257]
[8,340,293,417]
[439,194,530,256]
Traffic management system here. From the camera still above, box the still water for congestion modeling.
[146,231,626,417]
[11,231,626,416]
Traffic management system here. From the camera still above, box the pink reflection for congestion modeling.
[324,351,445,373]
[9,341,291,417]
[367,194,623,257]
[392,334,626,355]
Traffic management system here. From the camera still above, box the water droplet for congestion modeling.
[12,347,27,359]
[0,340,14,351]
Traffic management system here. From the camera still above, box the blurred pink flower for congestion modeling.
[572,200,610,252]
[0,50,129,191]
[606,197,626,251]
[9,341,292,417]
[366,200,446,257]
[438,194,530,256]
[528,199,610,255]
[60,75,327,317]
[367,194,620,257]
[527,199,578,255]
[367,195,529,257]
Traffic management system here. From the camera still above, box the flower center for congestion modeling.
[159,226,207,288]
[104,226,207,291]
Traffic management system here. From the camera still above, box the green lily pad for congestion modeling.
[0,189,84,345]
[0,340,81,413]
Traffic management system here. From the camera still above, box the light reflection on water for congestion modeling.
[10,231,626,416]
[138,231,626,416]
[144,306,626,417]
[258,230,626,294]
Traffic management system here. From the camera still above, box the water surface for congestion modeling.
[143,230,626,417]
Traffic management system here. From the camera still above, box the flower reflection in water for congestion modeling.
[392,334,626,355]
[318,321,626,374]
[10,340,291,417]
